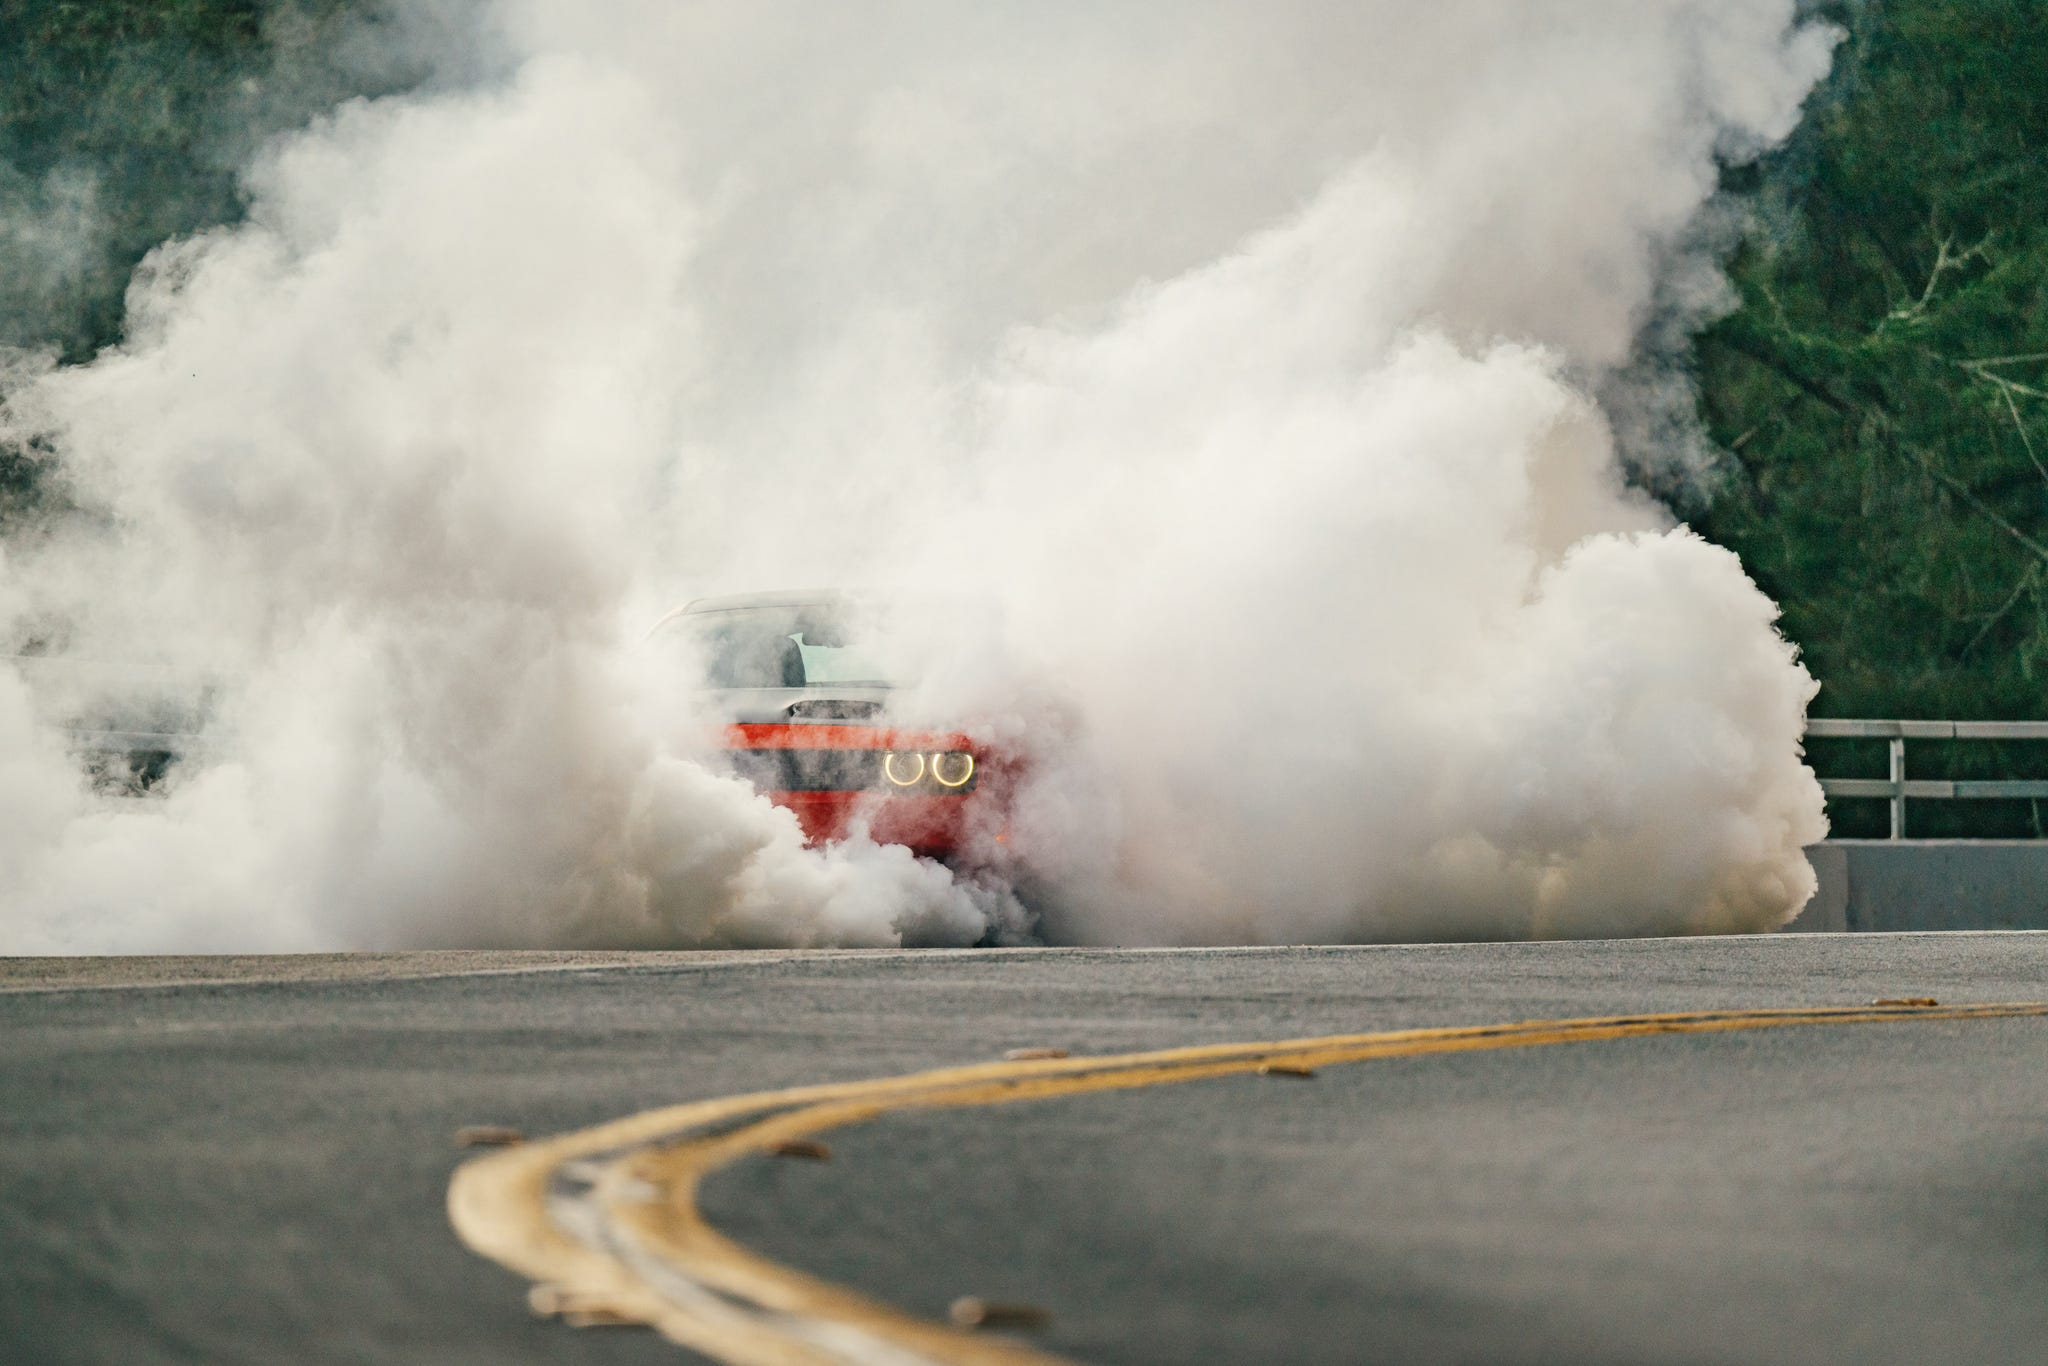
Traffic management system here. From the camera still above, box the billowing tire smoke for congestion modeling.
[0,2,1833,952]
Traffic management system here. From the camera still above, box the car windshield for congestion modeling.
[675,605,894,689]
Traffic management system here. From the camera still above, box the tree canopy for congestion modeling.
[0,0,422,523]
[1693,0,2048,831]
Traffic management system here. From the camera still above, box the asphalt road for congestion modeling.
[3,934,2046,1365]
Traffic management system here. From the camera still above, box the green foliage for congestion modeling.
[0,0,421,530]
[0,0,417,361]
[1694,0,2048,832]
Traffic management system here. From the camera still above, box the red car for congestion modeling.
[653,592,1011,864]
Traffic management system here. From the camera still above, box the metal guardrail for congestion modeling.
[1806,719,2048,839]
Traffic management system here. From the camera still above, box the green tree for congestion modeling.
[0,0,422,360]
[0,0,421,527]
[1695,0,2048,832]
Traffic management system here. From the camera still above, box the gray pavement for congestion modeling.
[2,934,2045,1365]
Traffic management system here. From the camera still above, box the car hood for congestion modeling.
[699,686,896,725]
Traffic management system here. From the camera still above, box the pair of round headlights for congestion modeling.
[882,750,975,789]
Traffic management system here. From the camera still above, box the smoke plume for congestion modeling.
[0,1,1834,951]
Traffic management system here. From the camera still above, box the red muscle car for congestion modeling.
[652,592,1010,863]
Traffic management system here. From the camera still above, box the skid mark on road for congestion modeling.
[448,1002,2048,1365]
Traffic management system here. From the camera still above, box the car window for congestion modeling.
[676,606,893,688]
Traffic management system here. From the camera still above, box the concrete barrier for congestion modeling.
[1784,841,2048,932]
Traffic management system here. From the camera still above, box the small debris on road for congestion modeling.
[768,1138,833,1162]
[1003,1047,1069,1060]
[1872,997,1939,1007]
[454,1124,525,1148]
[528,1284,641,1328]
[1258,1061,1317,1078]
[950,1297,1051,1331]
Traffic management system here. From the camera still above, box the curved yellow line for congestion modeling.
[449,1002,2048,1365]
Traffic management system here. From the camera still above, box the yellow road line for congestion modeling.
[448,1002,2048,1365]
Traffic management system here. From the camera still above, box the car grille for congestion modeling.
[725,748,975,793]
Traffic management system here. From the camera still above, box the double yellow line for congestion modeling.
[448,1001,2048,1366]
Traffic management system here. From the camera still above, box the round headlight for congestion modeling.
[932,751,975,788]
[882,751,926,787]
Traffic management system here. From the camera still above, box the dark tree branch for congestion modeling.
[1706,329,1855,415]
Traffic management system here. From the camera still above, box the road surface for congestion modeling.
[3,933,2046,1364]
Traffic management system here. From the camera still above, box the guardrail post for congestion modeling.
[1889,736,1906,840]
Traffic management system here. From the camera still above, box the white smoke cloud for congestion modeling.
[0,0,1831,952]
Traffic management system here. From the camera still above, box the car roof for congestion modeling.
[676,590,850,613]
[646,590,855,638]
